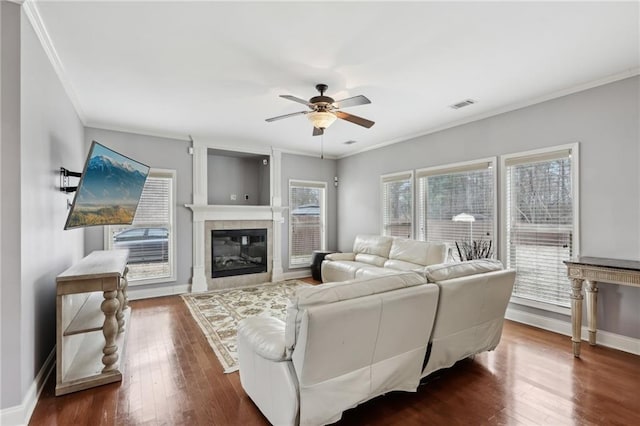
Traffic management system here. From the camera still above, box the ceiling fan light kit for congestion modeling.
[266,83,375,136]
[307,111,337,129]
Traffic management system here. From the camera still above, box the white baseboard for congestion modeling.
[0,347,55,426]
[127,283,191,300]
[505,307,640,356]
[282,269,311,280]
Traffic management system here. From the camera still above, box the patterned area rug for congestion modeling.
[181,280,310,373]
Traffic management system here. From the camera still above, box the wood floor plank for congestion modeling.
[29,291,640,426]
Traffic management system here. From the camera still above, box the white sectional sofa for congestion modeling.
[237,235,516,426]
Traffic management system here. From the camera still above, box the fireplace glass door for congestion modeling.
[211,228,267,278]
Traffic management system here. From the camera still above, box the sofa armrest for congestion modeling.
[325,252,355,261]
[237,316,289,361]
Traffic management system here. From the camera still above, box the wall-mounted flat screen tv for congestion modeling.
[64,141,150,229]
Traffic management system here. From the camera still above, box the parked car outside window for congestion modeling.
[113,227,169,264]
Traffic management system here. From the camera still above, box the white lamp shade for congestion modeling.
[307,111,337,129]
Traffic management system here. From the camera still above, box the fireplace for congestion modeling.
[211,228,267,278]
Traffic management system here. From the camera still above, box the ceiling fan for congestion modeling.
[265,84,375,136]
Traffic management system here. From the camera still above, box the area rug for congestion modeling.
[181,280,310,373]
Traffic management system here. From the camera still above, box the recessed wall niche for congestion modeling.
[207,148,270,206]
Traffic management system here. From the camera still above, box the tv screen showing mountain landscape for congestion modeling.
[64,141,150,229]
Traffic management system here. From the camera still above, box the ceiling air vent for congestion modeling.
[450,99,477,110]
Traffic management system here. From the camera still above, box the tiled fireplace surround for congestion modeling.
[186,142,285,292]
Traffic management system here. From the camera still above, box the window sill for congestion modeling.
[288,264,311,270]
[509,296,571,316]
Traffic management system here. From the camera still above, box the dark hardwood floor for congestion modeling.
[30,286,640,425]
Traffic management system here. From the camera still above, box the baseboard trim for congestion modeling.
[505,307,640,356]
[282,270,311,280]
[0,346,55,426]
[127,283,191,300]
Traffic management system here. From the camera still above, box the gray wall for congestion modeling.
[1,5,86,410]
[281,153,338,272]
[207,153,269,205]
[1,1,23,409]
[337,76,640,338]
[84,128,193,288]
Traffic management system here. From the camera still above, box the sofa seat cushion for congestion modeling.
[384,259,425,272]
[285,272,427,354]
[425,259,503,282]
[354,253,387,266]
[354,266,401,279]
[322,260,366,280]
[389,238,447,266]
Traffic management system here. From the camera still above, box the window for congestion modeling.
[502,144,578,309]
[416,159,496,259]
[381,171,413,238]
[289,180,326,268]
[105,169,176,284]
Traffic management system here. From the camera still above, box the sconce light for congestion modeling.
[334,176,339,187]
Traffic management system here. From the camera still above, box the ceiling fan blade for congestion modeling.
[280,95,313,107]
[335,111,375,128]
[313,127,324,136]
[265,111,308,122]
[333,95,371,109]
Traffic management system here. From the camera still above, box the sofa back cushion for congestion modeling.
[425,259,503,282]
[284,272,426,354]
[388,238,447,267]
[353,235,393,255]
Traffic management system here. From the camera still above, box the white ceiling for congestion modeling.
[31,1,639,158]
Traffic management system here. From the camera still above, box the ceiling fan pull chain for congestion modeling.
[321,134,324,160]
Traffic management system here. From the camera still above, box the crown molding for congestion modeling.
[22,0,87,123]
[339,68,640,159]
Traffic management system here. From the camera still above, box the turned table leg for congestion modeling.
[122,266,129,310]
[585,280,598,345]
[570,278,584,357]
[101,289,120,372]
[116,277,125,333]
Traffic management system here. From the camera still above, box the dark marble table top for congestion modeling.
[564,256,640,272]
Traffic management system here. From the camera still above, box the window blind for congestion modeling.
[107,173,174,283]
[289,181,326,267]
[381,171,413,238]
[133,176,170,225]
[505,150,574,307]
[417,161,495,259]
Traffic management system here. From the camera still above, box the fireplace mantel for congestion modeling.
[186,204,286,222]
[187,142,284,292]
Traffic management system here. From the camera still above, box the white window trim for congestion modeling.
[415,157,497,252]
[103,168,177,286]
[380,170,414,238]
[499,143,580,312]
[288,179,327,269]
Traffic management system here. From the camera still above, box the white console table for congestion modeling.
[56,250,130,396]
[564,256,640,358]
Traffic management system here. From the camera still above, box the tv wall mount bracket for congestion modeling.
[59,167,81,193]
